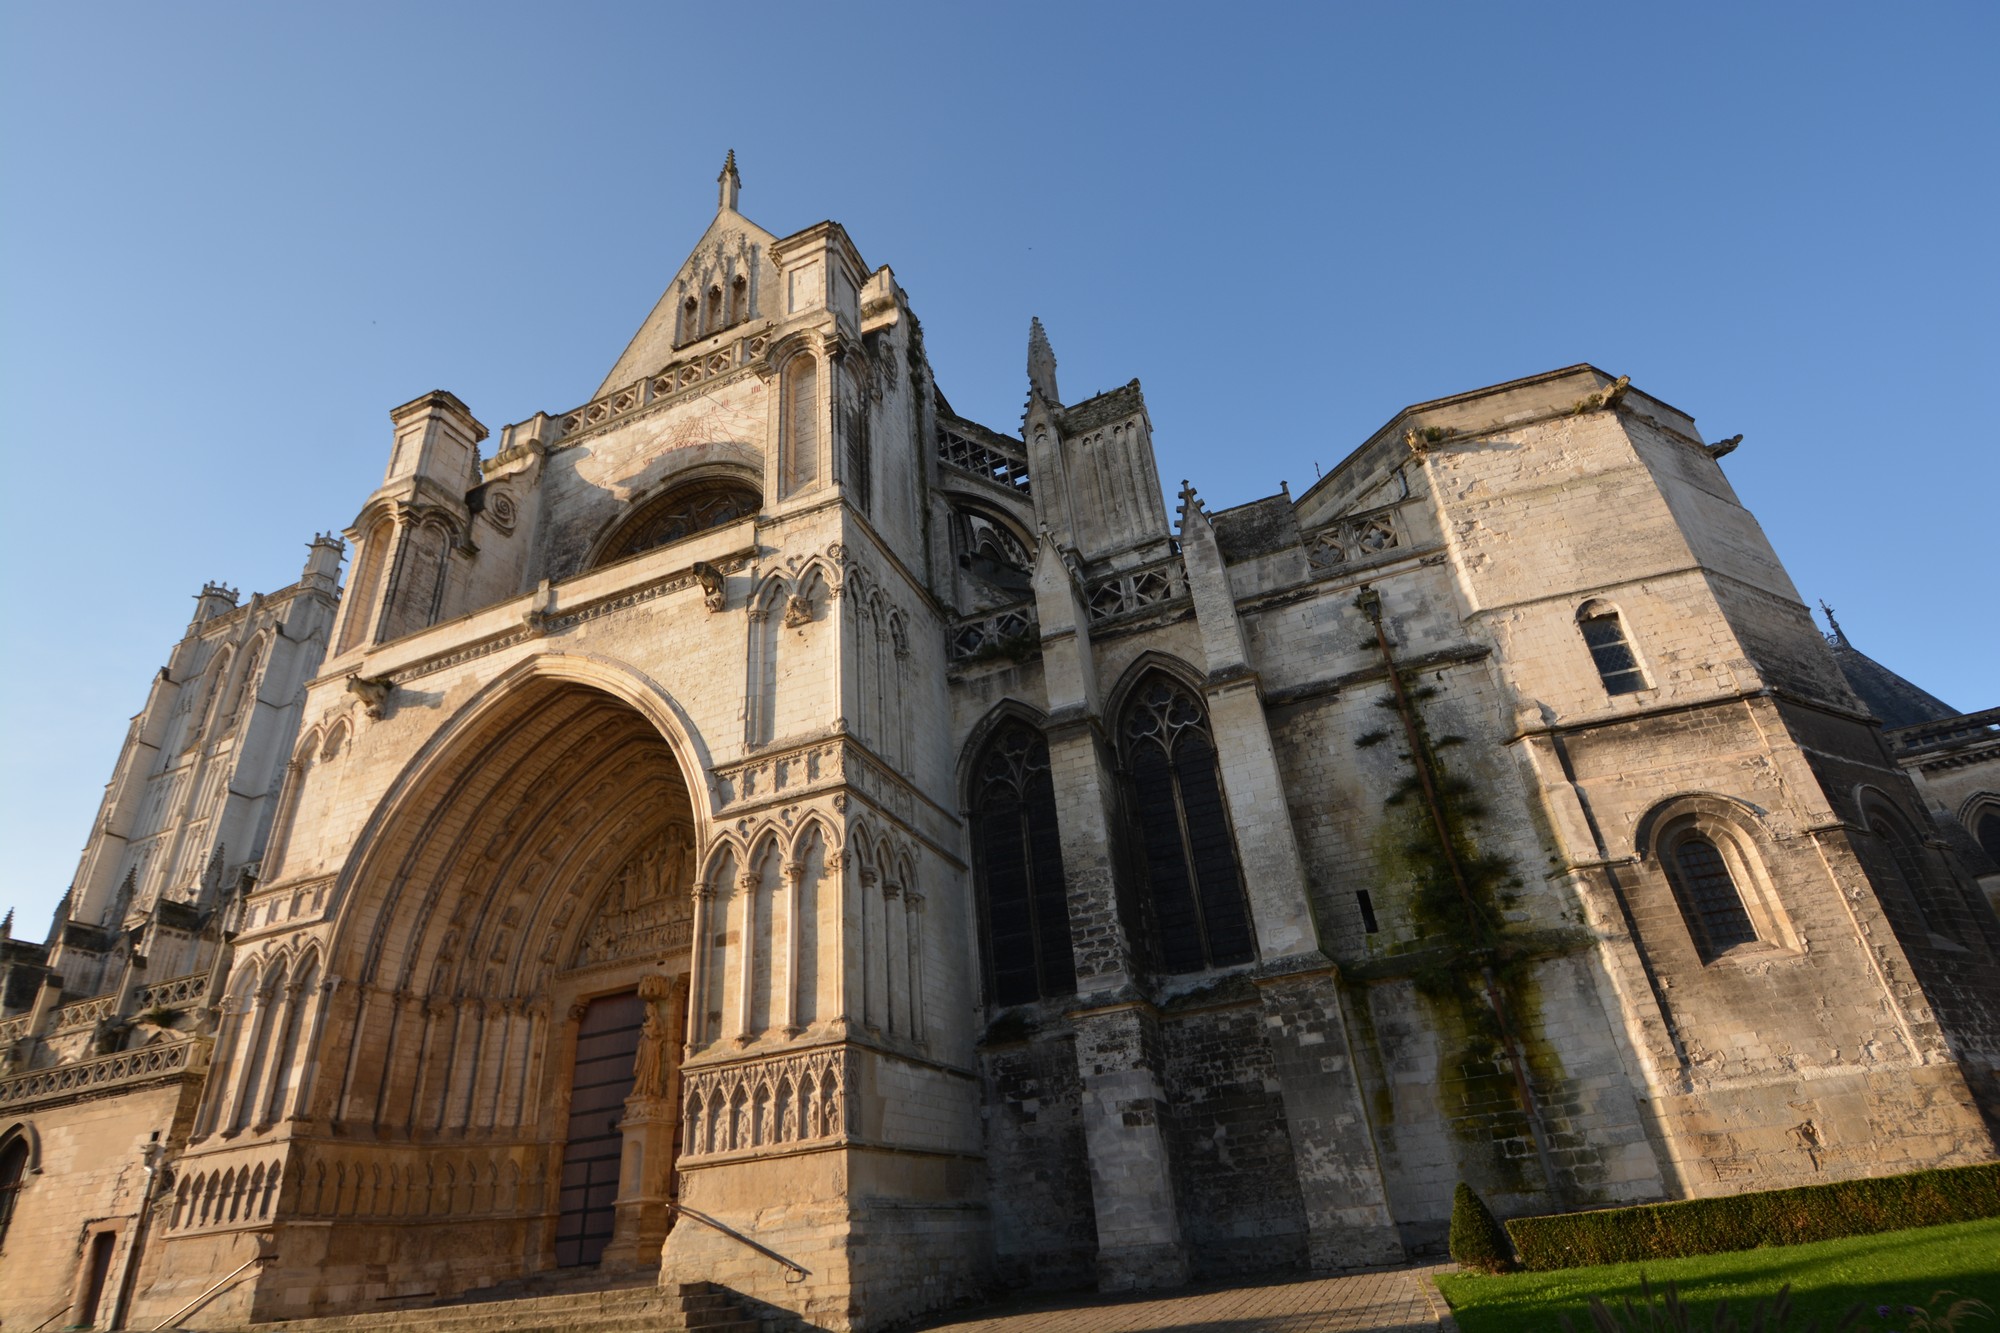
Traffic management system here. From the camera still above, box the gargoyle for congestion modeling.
[346,675,393,719]
[692,560,727,612]
[1705,433,1743,459]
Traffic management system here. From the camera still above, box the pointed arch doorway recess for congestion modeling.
[305,678,703,1283]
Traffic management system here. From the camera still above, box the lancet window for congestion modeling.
[1120,675,1254,974]
[970,721,1076,1005]
[782,355,820,496]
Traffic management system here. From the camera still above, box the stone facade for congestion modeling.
[3,158,1997,1331]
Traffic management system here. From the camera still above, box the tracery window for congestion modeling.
[1121,675,1254,973]
[1578,602,1647,696]
[969,721,1076,1004]
[1664,833,1759,961]
[594,479,760,568]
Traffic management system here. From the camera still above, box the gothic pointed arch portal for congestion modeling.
[301,673,702,1280]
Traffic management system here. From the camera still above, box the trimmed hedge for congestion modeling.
[1506,1162,2000,1271]
[1450,1183,1514,1273]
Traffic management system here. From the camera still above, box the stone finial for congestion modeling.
[1819,600,1849,649]
[718,149,741,212]
[1028,317,1060,407]
[1,907,12,940]
[1175,479,1206,528]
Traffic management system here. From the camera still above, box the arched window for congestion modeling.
[729,275,748,325]
[1975,806,2000,867]
[593,478,761,568]
[680,296,700,345]
[336,516,393,654]
[1663,832,1759,961]
[0,1133,29,1246]
[703,285,723,335]
[970,721,1075,1005]
[1577,601,1646,696]
[1867,804,1954,941]
[1121,675,1254,973]
[782,355,820,496]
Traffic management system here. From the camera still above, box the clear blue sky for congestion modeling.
[3,2,1994,939]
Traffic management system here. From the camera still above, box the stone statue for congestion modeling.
[632,1010,670,1099]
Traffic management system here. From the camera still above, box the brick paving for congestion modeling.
[911,1265,1458,1333]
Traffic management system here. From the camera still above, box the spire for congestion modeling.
[1,907,12,940]
[1819,599,1848,649]
[718,149,741,213]
[1028,317,1060,406]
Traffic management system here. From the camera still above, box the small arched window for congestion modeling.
[1664,832,1759,961]
[703,285,723,335]
[1121,674,1254,974]
[0,1133,29,1246]
[729,275,748,325]
[1577,601,1646,696]
[680,296,700,345]
[970,721,1075,1005]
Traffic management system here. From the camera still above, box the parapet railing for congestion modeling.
[0,1039,194,1108]
[1084,556,1189,626]
[137,972,210,1011]
[938,423,1032,496]
[49,994,117,1033]
[949,603,1038,663]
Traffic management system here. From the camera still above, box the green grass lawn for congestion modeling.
[1436,1217,2000,1333]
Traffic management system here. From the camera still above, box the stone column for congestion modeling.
[732,872,758,1041]
[883,880,907,1037]
[904,889,927,1046]
[685,884,713,1050]
[781,860,804,1034]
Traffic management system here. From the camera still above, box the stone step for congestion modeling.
[207,1280,760,1333]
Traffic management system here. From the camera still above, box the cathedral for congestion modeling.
[2,156,1996,1332]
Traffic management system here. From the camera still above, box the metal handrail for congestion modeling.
[150,1250,275,1329]
[667,1202,809,1282]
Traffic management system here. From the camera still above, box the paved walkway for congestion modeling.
[912,1265,1457,1333]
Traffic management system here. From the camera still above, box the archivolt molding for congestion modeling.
[326,655,714,990]
[1631,791,1777,864]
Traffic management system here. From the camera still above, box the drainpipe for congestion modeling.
[108,1132,167,1330]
